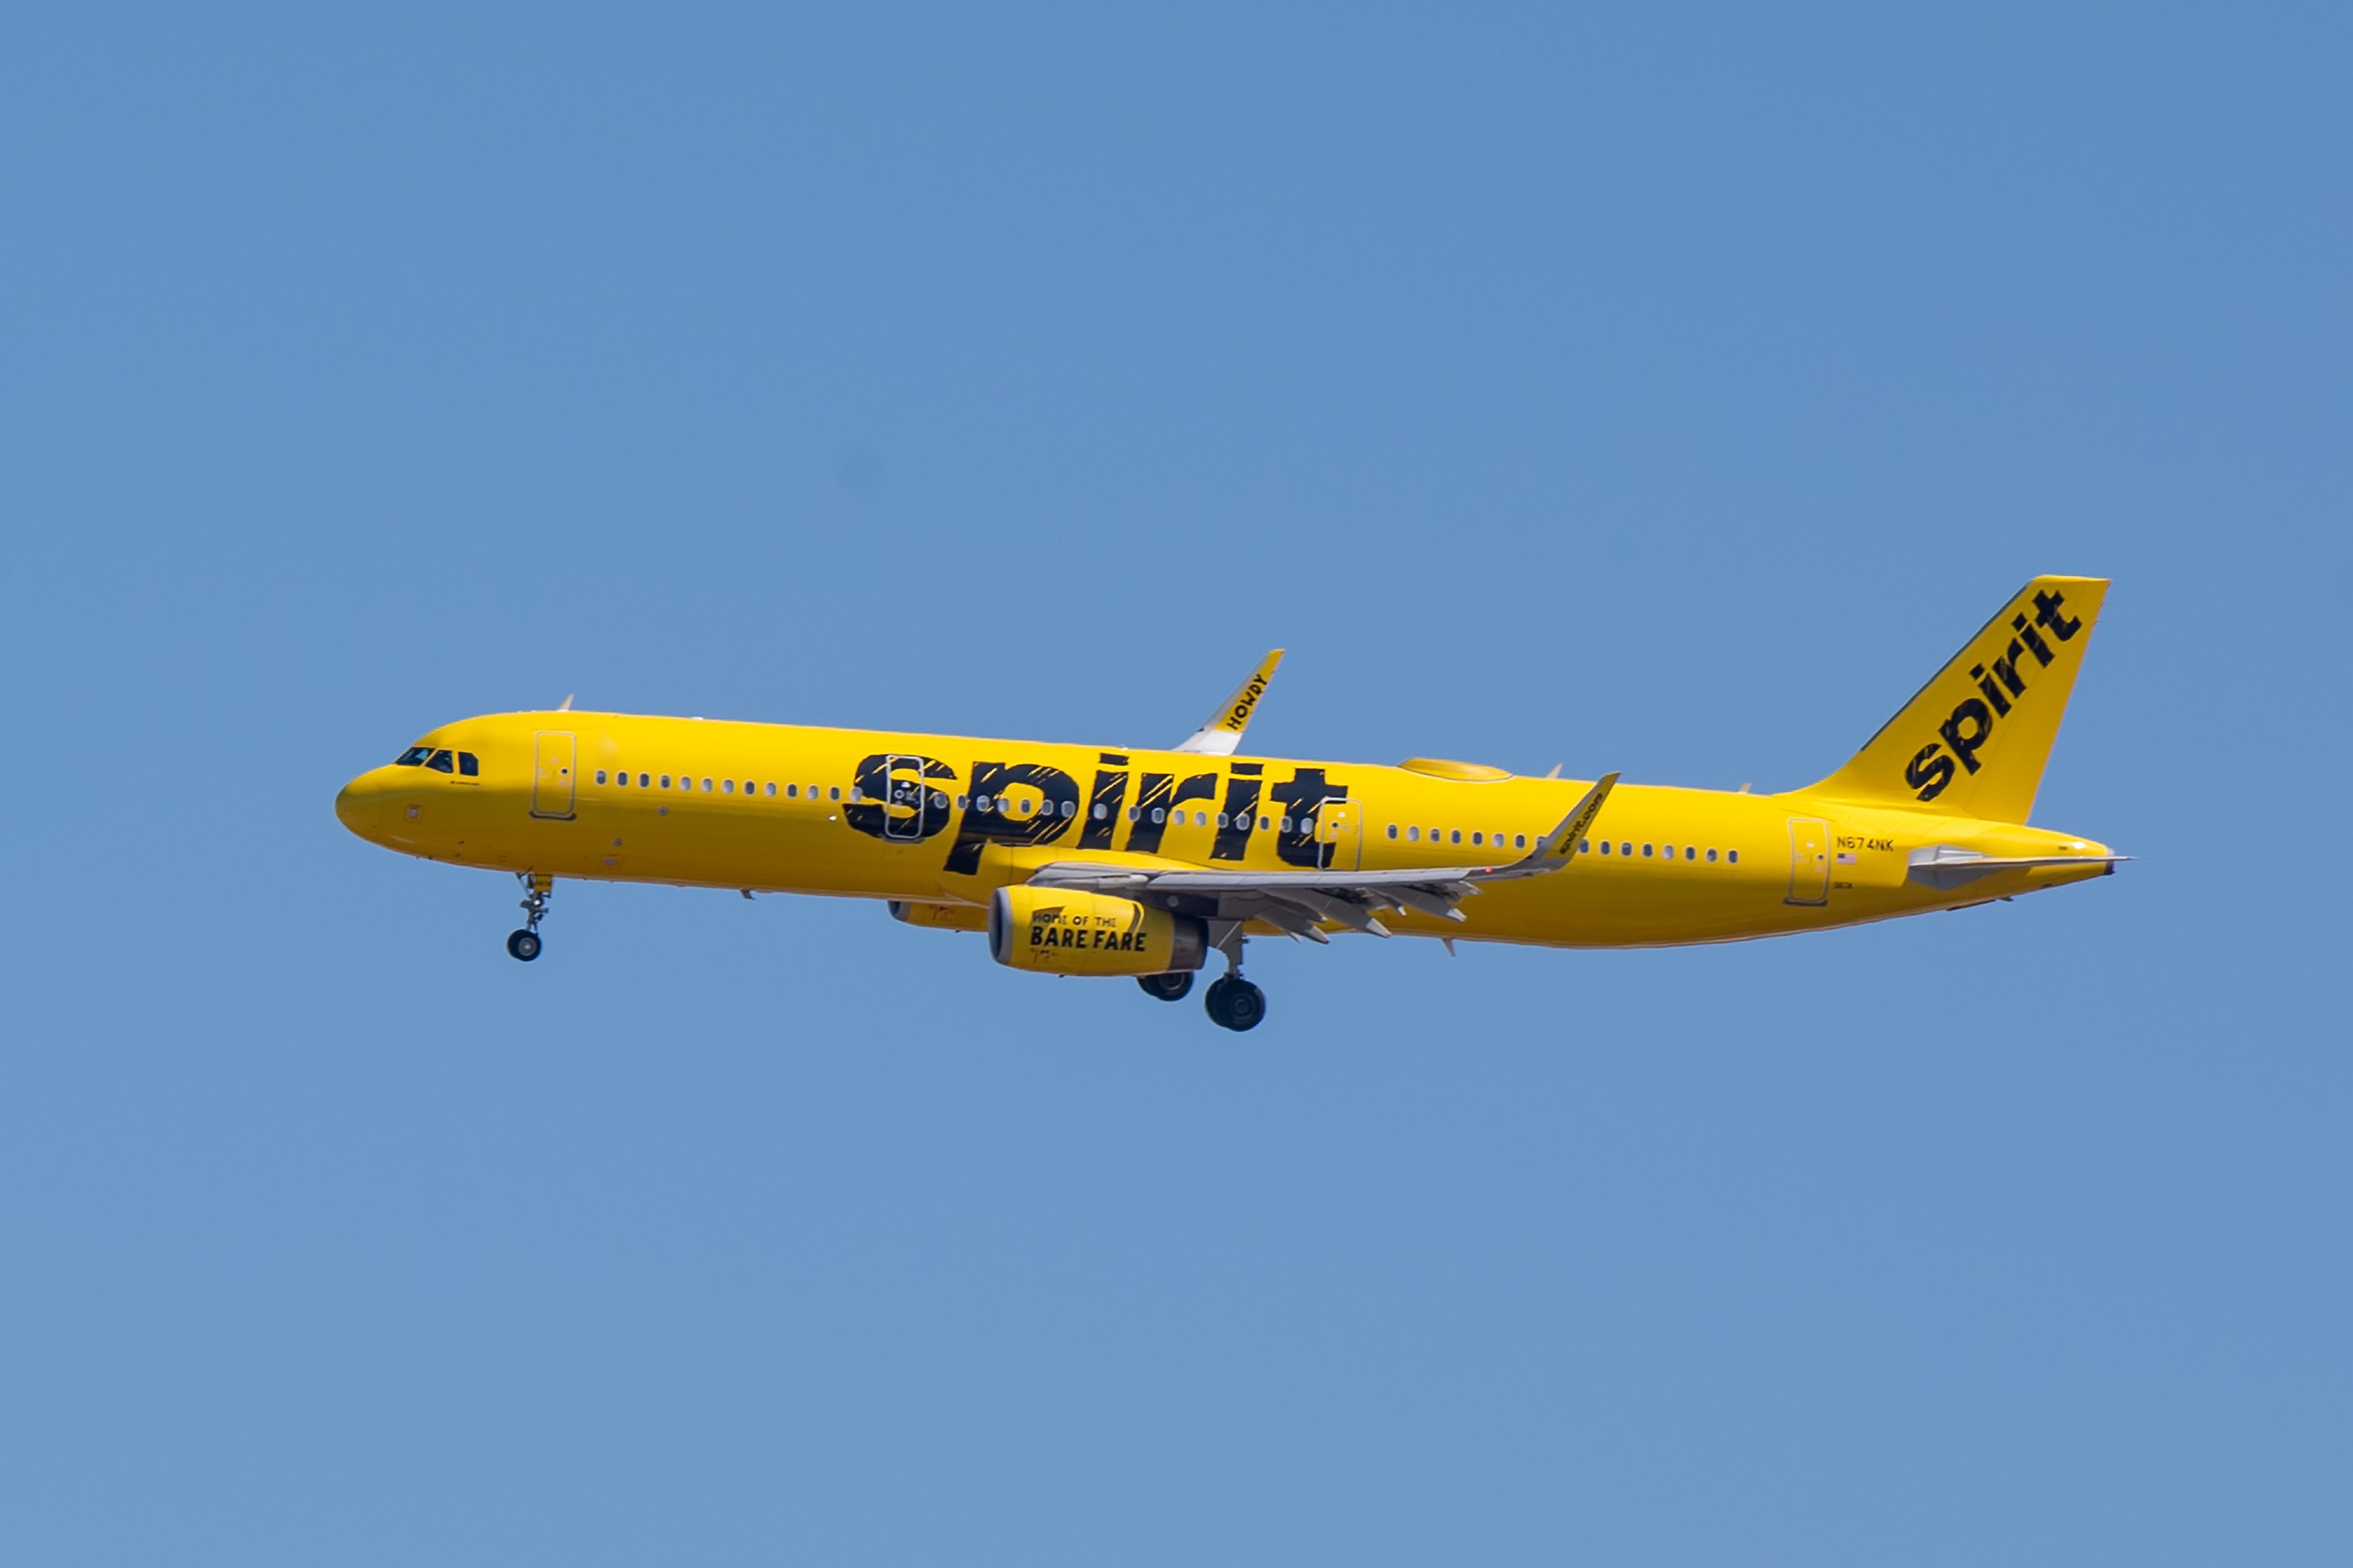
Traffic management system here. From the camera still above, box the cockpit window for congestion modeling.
[458,752,479,777]
[425,749,455,773]
[395,745,433,766]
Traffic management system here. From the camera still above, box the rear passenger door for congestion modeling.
[532,731,577,820]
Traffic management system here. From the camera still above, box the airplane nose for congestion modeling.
[335,768,400,843]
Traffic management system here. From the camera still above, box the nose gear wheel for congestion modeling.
[508,874,552,962]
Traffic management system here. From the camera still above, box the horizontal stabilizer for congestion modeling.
[1905,845,2128,890]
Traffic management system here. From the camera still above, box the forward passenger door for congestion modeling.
[532,731,577,820]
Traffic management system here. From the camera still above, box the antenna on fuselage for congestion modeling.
[558,694,574,711]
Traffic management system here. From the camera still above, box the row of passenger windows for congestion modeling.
[1390,825,1529,849]
[1382,822,1737,863]
[395,746,479,776]
[586,769,1742,862]
[588,772,1340,832]
[596,770,843,800]
[1578,839,1737,863]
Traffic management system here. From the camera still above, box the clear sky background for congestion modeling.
[3,5,2346,1563]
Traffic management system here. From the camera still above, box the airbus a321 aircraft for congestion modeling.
[337,576,2121,1030]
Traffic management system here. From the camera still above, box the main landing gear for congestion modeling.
[1137,971,1194,1003]
[1198,925,1264,1031]
[1204,973,1266,1032]
[507,873,551,962]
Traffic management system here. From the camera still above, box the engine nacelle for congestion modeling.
[989,886,1207,977]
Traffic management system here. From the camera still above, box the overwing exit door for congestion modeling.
[1314,797,1364,872]
[882,754,944,841]
[532,731,577,820]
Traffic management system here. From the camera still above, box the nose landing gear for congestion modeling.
[508,873,552,962]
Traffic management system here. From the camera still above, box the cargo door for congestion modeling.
[532,731,577,820]
[1784,816,1830,905]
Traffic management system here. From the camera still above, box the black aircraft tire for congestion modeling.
[1204,976,1266,1032]
[506,929,542,962]
[1138,971,1194,1003]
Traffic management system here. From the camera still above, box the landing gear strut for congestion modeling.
[1201,925,1264,1031]
[1137,971,1194,1003]
[507,873,551,962]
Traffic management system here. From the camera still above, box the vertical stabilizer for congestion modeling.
[1803,576,2108,822]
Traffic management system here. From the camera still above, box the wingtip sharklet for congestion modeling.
[1173,649,1285,755]
[1476,772,1620,882]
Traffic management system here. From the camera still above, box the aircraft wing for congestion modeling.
[1027,773,1618,942]
[1172,650,1284,755]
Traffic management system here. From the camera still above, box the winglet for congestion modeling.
[1477,772,1618,881]
[1173,650,1284,755]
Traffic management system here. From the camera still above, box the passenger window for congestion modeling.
[829,786,840,801]
[661,775,671,788]
[723,779,735,794]
[1685,846,1695,860]
[1707,848,1718,862]
[1728,849,1739,864]
[1620,842,1632,856]
[1450,830,1461,845]
[1471,832,1483,846]
[957,794,970,809]
[1408,826,1420,841]
[766,782,776,797]
[1578,838,1589,852]
[1091,803,1107,820]
[459,752,479,777]
[1599,841,1611,854]
[1387,824,1398,839]
[1259,816,1271,831]
[595,770,608,784]
[787,784,798,798]
[615,772,628,787]
[639,774,649,788]
[426,749,454,773]
[702,778,713,793]
[1516,834,1528,849]
[1151,807,1166,824]
[1641,843,1653,857]
[395,745,432,767]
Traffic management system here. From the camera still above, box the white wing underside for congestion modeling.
[1026,773,1620,942]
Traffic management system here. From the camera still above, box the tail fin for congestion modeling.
[1804,576,2109,822]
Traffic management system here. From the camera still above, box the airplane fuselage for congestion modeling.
[334,710,2115,949]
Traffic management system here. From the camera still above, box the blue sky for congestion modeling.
[2,5,2346,1562]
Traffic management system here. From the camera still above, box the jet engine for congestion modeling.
[989,886,1207,977]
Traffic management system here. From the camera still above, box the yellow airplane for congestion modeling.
[336,576,2122,1030]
